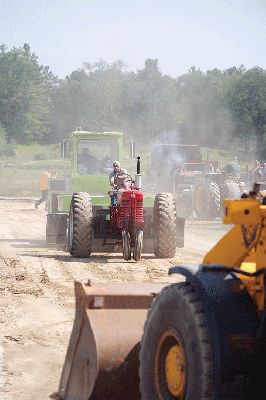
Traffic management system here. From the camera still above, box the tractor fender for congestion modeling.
[169,264,261,396]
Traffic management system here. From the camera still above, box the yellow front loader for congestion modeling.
[57,184,266,400]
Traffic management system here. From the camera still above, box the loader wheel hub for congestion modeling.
[165,344,185,397]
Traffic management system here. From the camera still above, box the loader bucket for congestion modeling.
[58,281,167,400]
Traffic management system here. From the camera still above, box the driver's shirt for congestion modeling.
[109,168,128,188]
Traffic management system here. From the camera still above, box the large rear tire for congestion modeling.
[153,193,177,258]
[139,282,213,400]
[194,181,220,220]
[220,181,240,215]
[220,180,239,200]
[68,192,93,258]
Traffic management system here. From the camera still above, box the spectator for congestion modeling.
[35,170,50,209]
[239,182,248,198]
[250,160,260,181]
[256,161,266,189]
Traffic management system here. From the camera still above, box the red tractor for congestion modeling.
[109,156,144,261]
[67,157,184,261]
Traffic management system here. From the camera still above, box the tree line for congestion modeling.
[0,44,266,158]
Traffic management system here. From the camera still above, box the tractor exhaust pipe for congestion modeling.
[134,156,141,189]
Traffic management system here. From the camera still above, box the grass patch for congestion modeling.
[0,168,40,197]
[0,144,68,196]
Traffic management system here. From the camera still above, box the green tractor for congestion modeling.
[46,129,185,257]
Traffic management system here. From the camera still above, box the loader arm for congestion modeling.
[203,198,266,311]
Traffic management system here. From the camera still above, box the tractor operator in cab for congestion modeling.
[109,161,129,205]
[78,147,99,174]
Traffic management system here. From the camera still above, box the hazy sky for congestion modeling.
[1,0,266,78]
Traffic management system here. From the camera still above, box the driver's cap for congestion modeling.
[113,161,120,167]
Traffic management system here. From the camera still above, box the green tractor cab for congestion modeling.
[46,129,125,244]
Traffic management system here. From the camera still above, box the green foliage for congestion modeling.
[0,144,16,157]
[0,123,6,145]
[34,152,46,160]
[226,67,266,158]
[0,143,66,197]
[0,42,265,159]
[0,43,57,144]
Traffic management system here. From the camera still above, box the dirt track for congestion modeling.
[0,200,229,399]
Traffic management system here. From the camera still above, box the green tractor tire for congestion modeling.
[68,192,93,258]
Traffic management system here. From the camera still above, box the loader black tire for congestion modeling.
[153,193,177,258]
[68,192,93,258]
[139,282,213,400]
[194,180,220,220]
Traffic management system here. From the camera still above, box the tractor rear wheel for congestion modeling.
[194,181,220,220]
[153,193,177,258]
[122,231,131,260]
[220,180,240,200]
[220,181,240,215]
[133,229,143,261]
[68,192,93,257]
[139,282,213,400]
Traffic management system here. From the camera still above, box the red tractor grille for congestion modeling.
[118,190,144,230]
[135,199,144,222]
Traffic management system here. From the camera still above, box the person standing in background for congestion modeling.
[35,170,50,209]
[239,182,248,197]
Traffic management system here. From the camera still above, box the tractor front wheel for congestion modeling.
[139,282,213,400]
[133,230,143,261]
[122,231,131,260]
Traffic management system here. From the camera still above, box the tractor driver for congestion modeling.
[109,161,129,205]
[109,161,128,189]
